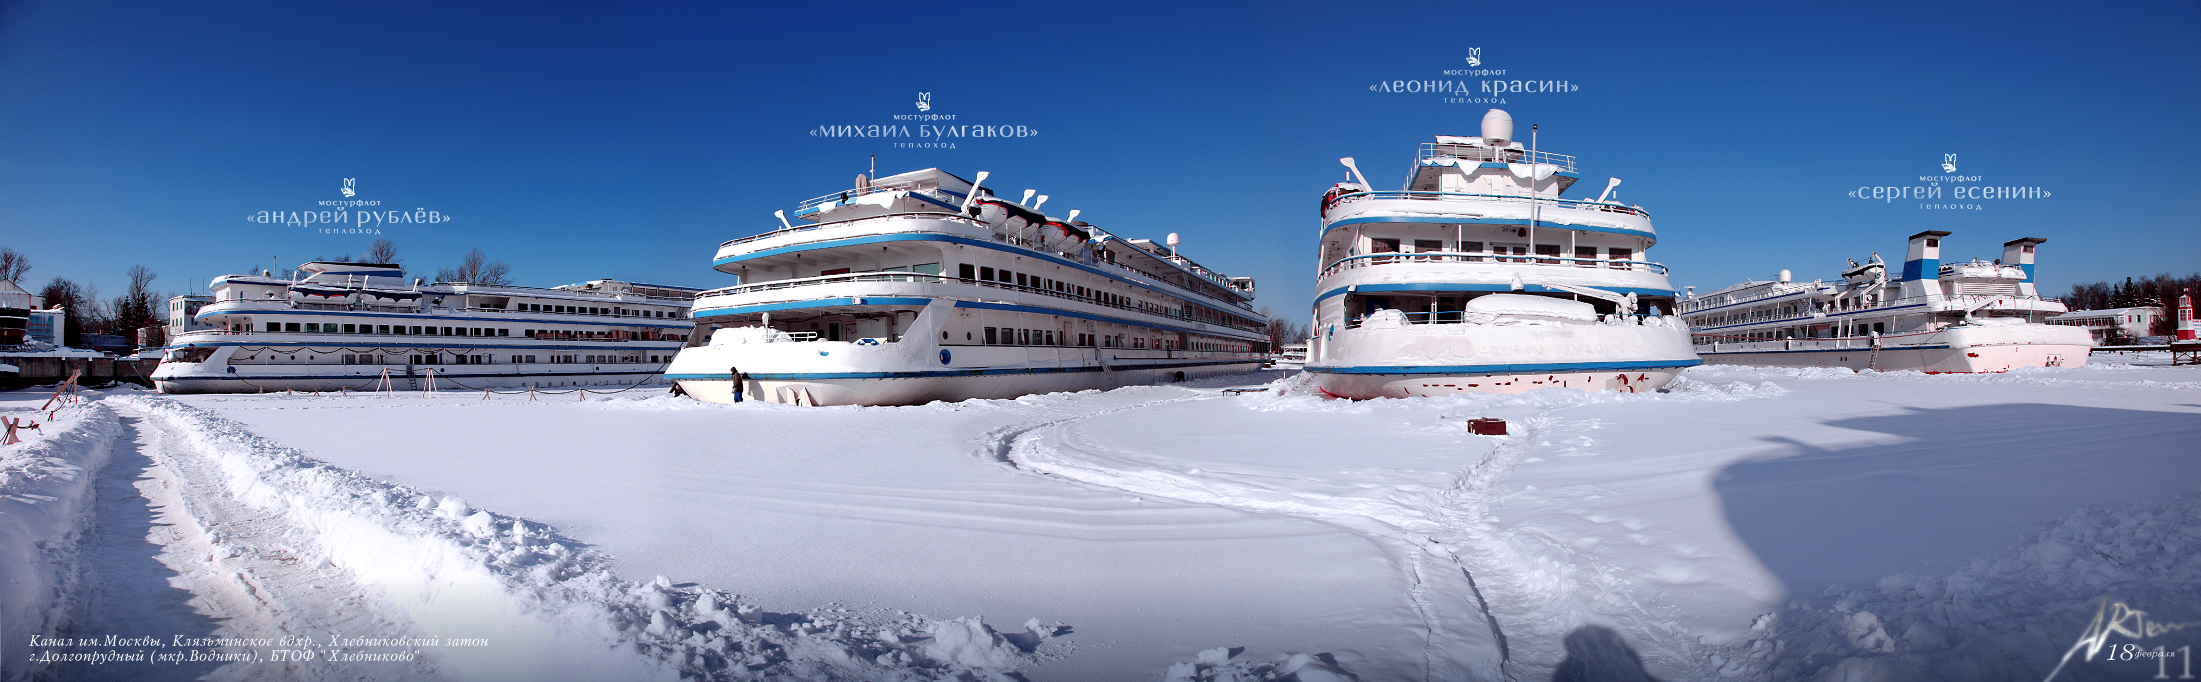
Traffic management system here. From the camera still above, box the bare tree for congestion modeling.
[38,277,87,346]
[1259,306,1309,353]
[363,238,401,266]
[111,265,162,350]
[436,249,512,285]
[0,247,28,284]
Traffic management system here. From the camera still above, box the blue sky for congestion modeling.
[2,1,2195,316]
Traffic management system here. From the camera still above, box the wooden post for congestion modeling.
[41,369,82,411]
[2,416,41,445]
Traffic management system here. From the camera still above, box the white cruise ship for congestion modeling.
[1305,110,1699,398]
[665,167,1268,406]
[1678,232,2092,372]
[151,262,701,393]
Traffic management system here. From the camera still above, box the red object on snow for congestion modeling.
[1468,418,1508,436]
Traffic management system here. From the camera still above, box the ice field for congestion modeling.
[3,358,2197,681]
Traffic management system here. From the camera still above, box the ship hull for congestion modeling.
[1693,324,2092,373]
[668,337,1260,406]
[1305,316,1700,399]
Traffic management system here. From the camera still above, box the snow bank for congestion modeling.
[0,399,119,682]
[1709,499,2201,681]
[114,394,1061,681]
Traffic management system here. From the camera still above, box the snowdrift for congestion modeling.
[114,394,1061,681]
[0,399,119,682]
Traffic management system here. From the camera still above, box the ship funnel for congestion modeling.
[1020,189,1037,207]
[1339,157,1370,189]
[1481,109,1514,145]
[1597,177,1622,203]
[960,171,990,213]
[774,210,791,230]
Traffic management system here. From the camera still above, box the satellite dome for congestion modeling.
[1481,109,1514,145]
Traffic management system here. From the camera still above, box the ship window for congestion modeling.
[498,328,508,336]
[1459,241,1484,262]
[443,326,454,335]
[914,263,941,278]
[1045,331,1056,345]
[821,268,850,276]
[285,322,300,332]
[984,327,998,345]
[1534,244,1562,263]
[959,264,976,280]
[1017,329,1029,345]
[1016,273,1028,287]
[1414,239,1444,253]
[1925,238,1939,247]
[1370,238,1400,253]
[1574,246,1597,266]
[980,266,995,282]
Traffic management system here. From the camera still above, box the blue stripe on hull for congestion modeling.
[1697,345,1950,355]
[693,297,935,318]
[1314,282,1678,303]
[669,358,1261,382]
[1306,359,1703,375]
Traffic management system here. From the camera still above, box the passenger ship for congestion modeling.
[665,167,1268,406]
[1306,109,1699,398]
[151,261,701,393]
[1678,232,2092,372]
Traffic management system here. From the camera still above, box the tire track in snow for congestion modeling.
[980,386,1515,682]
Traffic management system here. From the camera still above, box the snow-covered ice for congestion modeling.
[4,357,2196,681]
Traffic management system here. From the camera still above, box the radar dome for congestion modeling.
[1481,109,1514,145]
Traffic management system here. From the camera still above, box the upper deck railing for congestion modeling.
[1329,190,1649,220]
[718,211,962,249]
[1415,143,1577,173]
[696,272,1267,333]
[713,212,1256,311]
[1318,251,1666,280]
[793,185,962,214]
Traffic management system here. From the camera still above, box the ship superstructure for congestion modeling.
[1305,110,1700,398]
[151,262,700,392]
[1679,232,2091,372]
[665,167,1267,406]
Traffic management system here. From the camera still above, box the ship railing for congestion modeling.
[699,272,1267,333]
[1341,309,1665,330]
[1416,144,1577,172]
[719,211,978,249]
[713,212,1258,310]
[1677,283,1829,314]
[1319,252,1666,279]
[1328,190,1647,218]
[793,186,961,214]
[171,329,655,343]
